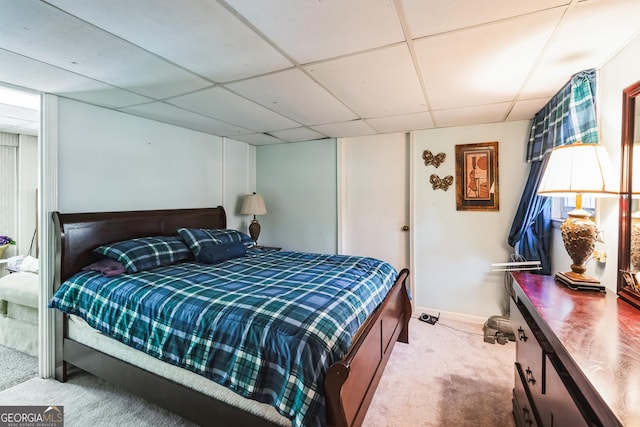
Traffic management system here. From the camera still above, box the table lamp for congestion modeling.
[241,192,267,245]
[537,142,616,285]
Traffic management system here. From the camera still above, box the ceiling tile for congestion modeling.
[0,103,38,122]
[0,49,152,108]
[414,7,564,110]
[47,0,292,83]
[432,103,511,128]
[168,87,300,132]
[268,127,328,143]
[400,0,569,38]
[225,0,405,63]
[0,116,31,127]
[520,0,640,99]
[508,98,549,121]
[226,68,358,125]
[1,1,640,144]
[120,101,255,137]
[1,123,38,136]
[0,1,210,99]
[306,44,427,118]
[228,133,285,146]
[367,112,434,134]
[311,120,377,138]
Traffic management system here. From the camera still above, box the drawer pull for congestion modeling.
[517,327,528,342]
[525,367,536,386]
[522,407,534,426]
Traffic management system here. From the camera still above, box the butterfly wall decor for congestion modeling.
[423,150,446,168]
[430,174,454,191]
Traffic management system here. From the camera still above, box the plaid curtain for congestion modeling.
[507,159,551,274]
[526,69,597,162]
[509,68,597,271]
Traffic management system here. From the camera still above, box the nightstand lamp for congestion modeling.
[241,192,267,246]
[537,142,617,285]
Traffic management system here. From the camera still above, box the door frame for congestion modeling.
[39,93,58,378]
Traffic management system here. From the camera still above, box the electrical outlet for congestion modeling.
[592,250,607,263]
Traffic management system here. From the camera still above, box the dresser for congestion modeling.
[510,272,640,427]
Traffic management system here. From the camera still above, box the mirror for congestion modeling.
[618,81,640,308]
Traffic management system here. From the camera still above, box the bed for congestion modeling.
[0,271,39,356]
[50,206,411,427]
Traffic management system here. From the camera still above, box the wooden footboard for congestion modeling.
[52,208,411,427]
[324,268,411,427]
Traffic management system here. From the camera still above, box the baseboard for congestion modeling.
[412,306,488,325]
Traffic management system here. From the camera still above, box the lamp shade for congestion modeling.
[241,193,267,216]
[537,142,617,197]
[537,142,616,287]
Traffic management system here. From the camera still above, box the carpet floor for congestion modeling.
[363,317,515,427]
[0,317,515,426]
[0,344,37,391]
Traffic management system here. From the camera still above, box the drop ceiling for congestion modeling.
[1,0,639,144]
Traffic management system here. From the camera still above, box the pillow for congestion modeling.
[204,229,254,248]
[177,228,254,258]
[93,235,192,273]
[177,228,223,258]
[198,242,246,264]
[82,258,126,277]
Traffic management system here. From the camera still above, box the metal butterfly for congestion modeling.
[423,150,446,168]
[430,174,454,191]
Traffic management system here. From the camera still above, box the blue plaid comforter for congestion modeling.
[49,250,398,427]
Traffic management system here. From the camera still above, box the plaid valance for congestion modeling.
[526,69,597,162]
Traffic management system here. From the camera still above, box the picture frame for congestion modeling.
[621,270,640,293]
[455,141,499,211]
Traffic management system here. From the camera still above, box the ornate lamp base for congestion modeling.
[248,218,261,246]
[560,208,599,284]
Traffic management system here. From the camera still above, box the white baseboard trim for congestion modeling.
[412,306,488,325]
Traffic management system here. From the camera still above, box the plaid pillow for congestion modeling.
[178,228,254,260]
[198,242,247,264]
[94,236,192,273]
[177,228,222,259]
[206,229,254,248]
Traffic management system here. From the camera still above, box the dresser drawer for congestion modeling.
[511,298,545,402]
[543,354,589,427]
[514,363,540,427]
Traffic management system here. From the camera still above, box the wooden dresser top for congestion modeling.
[511,272,640,426]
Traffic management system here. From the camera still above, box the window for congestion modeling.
[551,196,596,220]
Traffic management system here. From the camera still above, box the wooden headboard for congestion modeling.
[53,206,227,285]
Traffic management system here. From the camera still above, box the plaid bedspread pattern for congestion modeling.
[49,250,398,427]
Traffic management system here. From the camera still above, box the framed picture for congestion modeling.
[455,141,499,211]
[621,270,640,293]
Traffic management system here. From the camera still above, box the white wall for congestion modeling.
[256,139,337,253]
[223,137,256,231]
[57,98,255,223]
[412,121,530,319]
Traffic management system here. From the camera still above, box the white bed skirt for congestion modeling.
[67,315,290,426]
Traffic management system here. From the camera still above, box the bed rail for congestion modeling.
[324,268,411,427]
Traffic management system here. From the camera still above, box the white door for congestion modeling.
[339,133,410,271]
